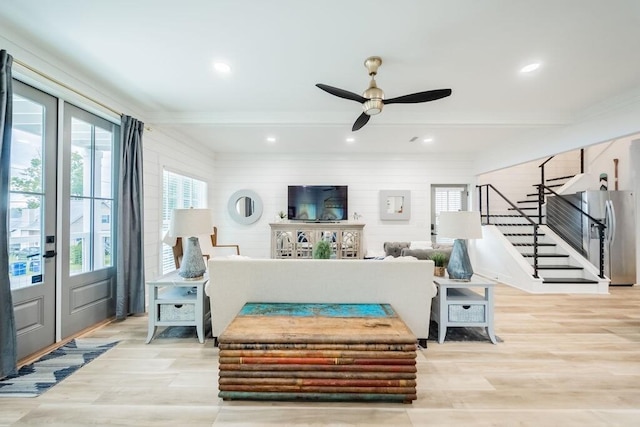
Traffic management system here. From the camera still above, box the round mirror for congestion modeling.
[228,189,263,225]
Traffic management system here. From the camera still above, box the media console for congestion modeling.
[269,222,365,259]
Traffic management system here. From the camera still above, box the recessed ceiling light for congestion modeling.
[266,136,276,143]
[520,62,541,73]
[422,138,434,144]
[346,137,355,143]
[213,62,231,74]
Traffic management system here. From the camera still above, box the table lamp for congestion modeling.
[170,208,213,280]
[437,211,482,281]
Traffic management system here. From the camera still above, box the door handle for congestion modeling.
[42,250,57,258]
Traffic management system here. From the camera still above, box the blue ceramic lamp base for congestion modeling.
[446,238,474,281]
[178,236,206,280]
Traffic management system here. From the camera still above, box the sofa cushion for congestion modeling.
[400,245,453,262]
[410,241,433,250]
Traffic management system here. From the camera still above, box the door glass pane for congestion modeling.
[9,95,45,290]
[94,199,112,269]
[94,126,112,198]
[71,118,91,197]
[8,194,43,290]
[68,113,115,276]
[435,187,465,245]
[69,197,91,275]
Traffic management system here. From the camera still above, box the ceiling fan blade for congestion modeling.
[352,113,370,131]
[316,84,367,103]
[384,88,452,105]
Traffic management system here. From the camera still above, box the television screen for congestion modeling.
[287,186,348,221]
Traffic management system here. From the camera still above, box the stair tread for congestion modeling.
[508,207,538,211]
[503,233,546,236]
[526,192,552,197]
[546,175,575,182]
[517,200,540,204]
[513,243,556,246]
[542,278,599,284]
[522,253,569,257]
[532,183,564,188]
[493,223,541,226]
[535,265,584,270]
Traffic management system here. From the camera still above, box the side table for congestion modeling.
[146,271,210,344]
[432,275,498,344]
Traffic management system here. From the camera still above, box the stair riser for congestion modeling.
[534,270,591,280]
[515,247,560,255]
[505,236,549,244]
[524,257,571,266]
[487,217,544,225]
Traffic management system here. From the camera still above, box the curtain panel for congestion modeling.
[0,49,17,378]
[115,116,145,319]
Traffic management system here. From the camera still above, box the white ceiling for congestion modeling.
[2,0,640,157]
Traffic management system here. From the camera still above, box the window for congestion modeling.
[161,170,207,274]
[432,185,467,244]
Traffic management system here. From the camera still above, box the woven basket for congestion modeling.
[160,304,195,321]
[448,304,485,322]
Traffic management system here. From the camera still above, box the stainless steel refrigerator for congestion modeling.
[580,190,636,286]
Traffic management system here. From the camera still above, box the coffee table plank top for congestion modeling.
[219,303,417,345]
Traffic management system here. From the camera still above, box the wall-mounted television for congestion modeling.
[287,185,348,221]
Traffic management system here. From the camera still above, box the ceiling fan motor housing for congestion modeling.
[363,82,384,115]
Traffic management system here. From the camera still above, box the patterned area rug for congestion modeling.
[0,338,118,398]
[428,320,503,343]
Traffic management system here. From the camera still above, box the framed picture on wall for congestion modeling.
[379,190,410,220]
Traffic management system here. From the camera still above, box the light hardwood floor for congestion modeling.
[2,283,640,426]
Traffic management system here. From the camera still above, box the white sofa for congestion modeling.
[204,258,437,345]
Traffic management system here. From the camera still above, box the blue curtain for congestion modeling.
[0,49,17,378]
[115,115,145,319]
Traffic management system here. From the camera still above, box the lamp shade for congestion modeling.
[170,208,213,237]
[438,211,482,240]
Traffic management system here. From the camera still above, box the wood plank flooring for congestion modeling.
[1,283,640,426]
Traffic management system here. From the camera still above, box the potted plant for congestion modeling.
[430,252,447,277]
[313,240,332,259]
[277,211,287,222]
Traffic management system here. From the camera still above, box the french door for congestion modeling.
[9,81,57,358]
[9,81,119,359]
[60,103,117,338]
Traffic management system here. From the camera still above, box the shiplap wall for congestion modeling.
[212,153,477,258]
[142,131,217,280]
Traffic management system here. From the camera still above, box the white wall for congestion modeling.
[476,150,582,213]
[473,98,640,175]
[142,130,217,280]
[212,153,477,258]
[583,136,636,191]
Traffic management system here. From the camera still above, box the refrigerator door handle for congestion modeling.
[605,200,616,244]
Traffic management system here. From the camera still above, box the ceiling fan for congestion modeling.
[316,56,452,131]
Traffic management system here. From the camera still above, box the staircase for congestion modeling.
[476,173,609,294]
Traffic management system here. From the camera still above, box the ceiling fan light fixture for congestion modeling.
[363,99,383,115]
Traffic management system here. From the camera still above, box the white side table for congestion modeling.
[432,275,498,344]
[146,271,209,344]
